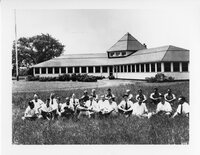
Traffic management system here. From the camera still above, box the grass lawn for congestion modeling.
[12,80,189,144]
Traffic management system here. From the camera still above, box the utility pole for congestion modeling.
[14,9,19,81]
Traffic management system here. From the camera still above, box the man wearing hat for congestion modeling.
[126,89,133,101]
[132,96,149,118]
[156,94,172,116]
[77,95,98,118]
[136,89,147,102]
[150,88,161,105]
[118,93,134,117]
[31,94,44,114]
[60,97,75,118]
[80,90,89,103]
[105,88,115,101]
[22,101,38,120]
[172,96,189,118]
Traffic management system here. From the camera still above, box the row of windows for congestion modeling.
[35,62,189,74]
[109,51,127,57]
[35,66,108,74]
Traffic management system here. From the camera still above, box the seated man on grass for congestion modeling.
[132,96,149,118]
[91,89,99,103]
[40,98,53,120]
[22,101,38,120]
[31,94,44,114]
[80,90,89,103]
[77,96,98,119]
[126,89,133,101]
[136,89,147,102]
[172,96,189,118]
[100,96,118,118]
[150,88,161,105]
[118,93,134,117]
[60,97,75,118]
[105,88,116,101]
[155,94,172,116]
[70,93,79,112]
[164,88,176,104]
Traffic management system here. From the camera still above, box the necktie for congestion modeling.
[180,104,183,114]
[125,101,128,110]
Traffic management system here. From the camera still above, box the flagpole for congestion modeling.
[14,9,19,81]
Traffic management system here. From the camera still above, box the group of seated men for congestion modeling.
[22,88,189,120]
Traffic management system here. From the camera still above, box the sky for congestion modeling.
[13,9,193,55]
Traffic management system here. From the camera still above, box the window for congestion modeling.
[136,64,140,72]
[41,68,46,74]
[35,68,39,74]
[128,65,131,72]
[110,52,114,57]
[48,67,53,74]
[95,66,100,73]
[75,67,79,73]
[81,67,86,73]
[124,65,127,72]
[61,67,66,74]
[122,51,126,56]
[88,67,93,73]
[182,62,188,72]
[55,67,59,74]
[157,63,161,72]
[68,67,73,73]
[146,64,149,72]
[121,65,124,72]
[164,62,171,72]
[151,63,155,72]
[173,62,180,72]
[132,64,135,72]
[102,66,108,73]
[116,52,120,56]
[141,64,144,72]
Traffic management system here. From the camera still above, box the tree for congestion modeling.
[12,33,65,68]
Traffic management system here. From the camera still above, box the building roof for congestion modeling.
[32,45,189,68]
[107,32,146,52]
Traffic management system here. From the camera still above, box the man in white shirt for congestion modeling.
[150,88,161,105]
[136,89,147,102]
[49,93,60,119]
[91,89,99,102]
[156,94,172,116]
[40,98,53,120]
[132,97,149,118]
[100,97,118,117]
[31,94,44,114]
[164,88,176,104]
[126,89,133,101]
[118,93,134,117]
[77,96,98,118]
[70,93,79,111]
[60,97,75,118]
[22,101,38,120]
[173,96,189,118]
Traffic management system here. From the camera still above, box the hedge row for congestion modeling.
[26,74,105,82]
[145,73,175,83]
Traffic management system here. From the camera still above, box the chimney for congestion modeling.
[143,43,147,48]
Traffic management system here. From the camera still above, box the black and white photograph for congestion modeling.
[1,0,200,154]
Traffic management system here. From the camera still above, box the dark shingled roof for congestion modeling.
[32,45,189,68]
[107,32,146,52]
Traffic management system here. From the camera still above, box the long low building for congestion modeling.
[32,33,189,80]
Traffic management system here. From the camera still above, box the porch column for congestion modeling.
[161,62,164,72]
[79,67,82,74]
[72,67,75,73]
[59,67,61,74]
[139,64,141,72]
[149,63,152,72]
[86,67,88,73]
[135,65,136,72]
[179,62,182,72]
[66,67,68,74]
[144,64,146,72]
[93,66,95,74]
[155,63,157,72]
[171,62,173,72]
[52,67,55,74]
[46,68,48,74]
[39,67,41,74]
[33,68,35,76]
